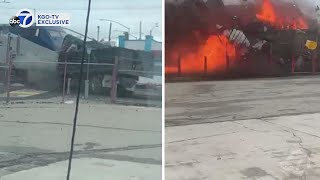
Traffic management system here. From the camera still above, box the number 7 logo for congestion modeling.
[16,9,35,28]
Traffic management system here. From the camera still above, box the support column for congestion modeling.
[204,56,207,77]
[312,51,317,74]
[291,55,296,74]
[226,42,230,72]
[111,56,119,103]
[178,54,181,77]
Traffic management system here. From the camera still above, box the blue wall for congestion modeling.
[144,35,152,52]
[118,35,125,48]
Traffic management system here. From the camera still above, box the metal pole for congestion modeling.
[5,34,12,104]
[97,26,100,41]
[5,34,10,64]
[66,0,92,179]
[110,56,119,103]
[291,30,297,74]
[139,21,142,40]
[150,23,158,36]
[269,43,273,65]
[226,41,230,71]
[84,80,89,99]
[292,55,296,74]
[86,52,91,80]
[6,51,12,104]
[108,23,112,42]
[178,53,181,76]
[16,35,20,55]
[312,53,316,74]
[67,78,71,95]
[85,52,91,99]
[204,56,207,77]
[312,35,318,74]
[62,57,67,103]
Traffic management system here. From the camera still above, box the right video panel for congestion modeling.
[165,0,320,179]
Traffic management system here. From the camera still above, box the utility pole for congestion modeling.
[150,23,159,36]
[97,26,100,41]
[139,21,142,40]
[99,19,130,33]
[108,23,112,42]
[66,0,92,179]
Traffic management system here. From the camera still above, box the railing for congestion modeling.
[0,56,162,105]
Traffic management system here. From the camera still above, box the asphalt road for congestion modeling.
[0,83,161,107]
[0,101,162,179]
[166,75,320,126]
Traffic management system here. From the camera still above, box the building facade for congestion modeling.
[118,34,162,51]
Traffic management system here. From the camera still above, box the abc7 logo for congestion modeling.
[9,9,34,28]
[9,16,20,27]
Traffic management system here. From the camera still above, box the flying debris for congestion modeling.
[166,0,319,79]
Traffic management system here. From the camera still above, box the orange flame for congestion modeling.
[165,35,236,74]
[256,0,308,29]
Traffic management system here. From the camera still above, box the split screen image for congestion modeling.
[1,0,320,180]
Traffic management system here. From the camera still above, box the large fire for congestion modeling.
[256,0,308,29]
[165,35,236,74]
[165,0,311,76]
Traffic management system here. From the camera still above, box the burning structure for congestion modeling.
[165,0,319,79]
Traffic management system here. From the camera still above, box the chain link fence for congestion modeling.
[0,53,162,107]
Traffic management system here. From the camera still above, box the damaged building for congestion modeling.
[165,0,320,79]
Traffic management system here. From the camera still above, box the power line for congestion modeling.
[65,0,92,179]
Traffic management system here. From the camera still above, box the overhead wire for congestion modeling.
[65,0,92,179]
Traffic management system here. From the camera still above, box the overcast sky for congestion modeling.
[0,0,162,41]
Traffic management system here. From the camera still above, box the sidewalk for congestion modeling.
[166,113,320,180]
[1,158,160,180]
[0,102,161,179]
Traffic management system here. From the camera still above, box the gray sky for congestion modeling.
[0,0,162,41]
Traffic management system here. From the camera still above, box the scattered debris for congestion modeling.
[64,100,74,104]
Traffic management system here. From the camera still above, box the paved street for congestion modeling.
[0,100,161,179]
[166,76,320,180]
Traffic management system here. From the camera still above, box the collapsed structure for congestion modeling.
[0,25,159,96]
[166,0,320,78]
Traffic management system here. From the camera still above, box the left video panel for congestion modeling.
[0,0,162,179]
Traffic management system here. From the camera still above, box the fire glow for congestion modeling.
[165,35,236,74]
[165,0,311,76]
[256,0,308,30]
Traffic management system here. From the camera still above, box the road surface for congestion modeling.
[166,76,320,180]
[0,100,162,180]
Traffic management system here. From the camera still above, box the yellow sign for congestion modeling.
[305,40,318,50]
